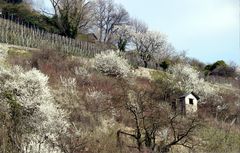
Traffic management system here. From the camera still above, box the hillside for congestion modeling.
[0,0,239,153]
[1,43,240,153]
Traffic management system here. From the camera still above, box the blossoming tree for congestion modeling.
[168,63,216,99]
[0,66,69,153]
[94,50,131,77]
[115,25,174,68]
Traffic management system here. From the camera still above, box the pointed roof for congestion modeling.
[179,92,200,100]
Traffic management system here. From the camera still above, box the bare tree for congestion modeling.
[113,18,148,51]
[56,125,88,153]
[92,0,129,43]
[117,89,199,153]
[158,115,199,153]
[117,90,163,151]
[131,30,172,68]
[49,0,92,38]
[112,25,131,51]
[130,18,148,33]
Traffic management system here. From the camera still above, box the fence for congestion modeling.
[0,15,108,57]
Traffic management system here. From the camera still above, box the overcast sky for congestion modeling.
[35,0,240,65]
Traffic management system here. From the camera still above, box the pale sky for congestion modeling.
[34,0,240,65]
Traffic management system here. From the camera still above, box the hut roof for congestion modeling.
[179,92,200,100]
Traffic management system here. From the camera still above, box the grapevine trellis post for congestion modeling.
[0,15,108,57]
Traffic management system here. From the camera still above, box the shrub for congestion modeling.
[0,65,68,152]
[205,60,237,77]
[150,70,182,102]
[60,76,77,94]
[205,60,227,72]
[187,58,206,71]
[168,63,216,99]
[211,66,236,77]
[94,50,131,77]
[160,60,171,71]
[211,60,227,70]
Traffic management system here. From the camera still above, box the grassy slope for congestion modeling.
[2,43,240,153]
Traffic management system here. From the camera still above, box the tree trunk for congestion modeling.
[144,60,148,68]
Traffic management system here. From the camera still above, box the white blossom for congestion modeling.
[113,25,133,47]
[94,50,131,77]
[60,76,77,93]
[168,63,216,99]
[0,65,69,153]
[134,29,172,55]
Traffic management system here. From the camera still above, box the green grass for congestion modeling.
[7,46,32,58]
[150,70,169,81]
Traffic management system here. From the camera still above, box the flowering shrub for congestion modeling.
[94,50,131,77]
[60,76,77,93]
[0,65,68,152]
[168,63,216,98]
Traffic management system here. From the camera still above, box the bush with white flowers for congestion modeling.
[60,75,77,93]
[0,65,68,153]
[168,63,216,98]
[94,50,131,77]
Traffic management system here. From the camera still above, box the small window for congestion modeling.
[189,98,194,105]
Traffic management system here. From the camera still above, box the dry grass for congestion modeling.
[3,43,240,153]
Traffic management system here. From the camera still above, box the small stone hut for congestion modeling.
[172,92,200,115]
